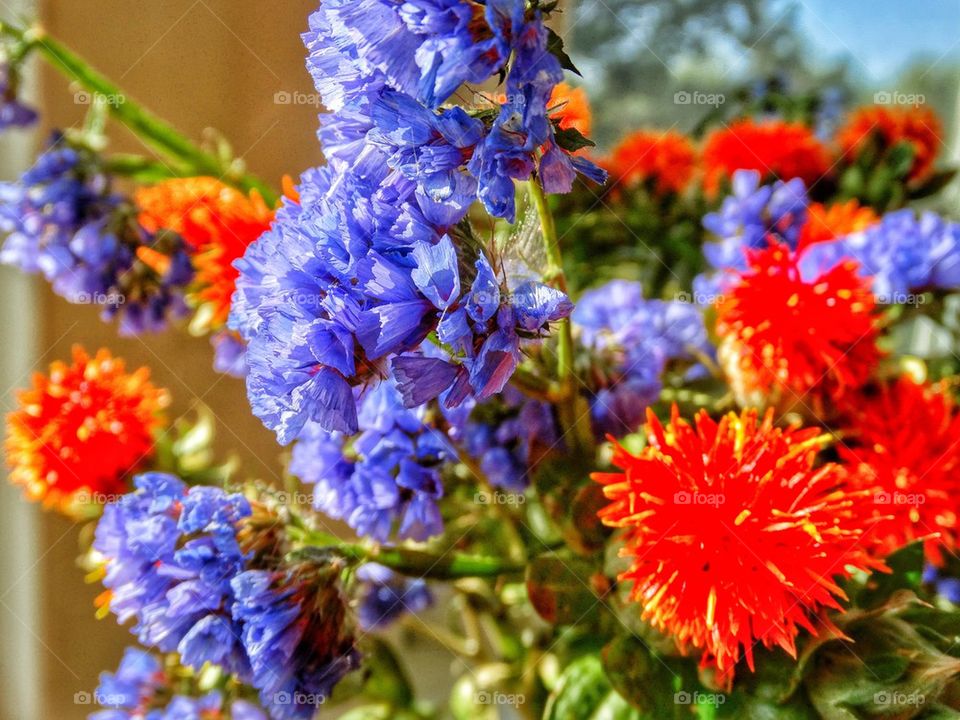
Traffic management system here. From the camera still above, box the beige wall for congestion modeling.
[30,2,322,717]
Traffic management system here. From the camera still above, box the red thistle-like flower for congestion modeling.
[837,105,943,183]
[5,346,169,508]
[593,406,884,677]
[136,177,274,330]
[840,378,960,565]
[702,119,830,196]
[549,82,593,139]
[715,242,881,406]
[604,129,698,195]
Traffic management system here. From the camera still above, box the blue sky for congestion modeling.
[796,0,960,81]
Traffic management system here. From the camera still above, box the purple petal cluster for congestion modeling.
[573,280,713,438]
[798,209,960,301]
[0,61,38,130]
[0,137,192,335]
[230,0,598,441]
[694,169,808,298]
[91,646,267,720]
[232,569,360,720]
[289,378,452,542]
[355,562,433,630]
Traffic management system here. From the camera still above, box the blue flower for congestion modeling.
[798,209,960,300]
[93,473,252,678]
[0,62,37,130]
[573,280,713,438]
[924,564,960,604]
[0,136,192,335]
[232,568,360,720]
[355,562,433,630]
[289,378,450,542]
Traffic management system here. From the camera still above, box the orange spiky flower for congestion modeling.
[5,346,169,509]
[702,119,830,196]
[549,82,593,139]
[136,177,274,330]
[604,129,698,195]
[840,378,960,565]
[715,242,881,406]
[593,406,885,679]
[797,200,879,250]
[837,105,943,183]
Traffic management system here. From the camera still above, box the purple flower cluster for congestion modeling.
[0,137,192,335]
[573,280,713,438]
[798,209,960,301]
[94,473,359,720]
[355,562,433,630]
[91,647,267,720]
[230,0,597,443]
[0,61,37,130]
[694,169,807,298]
[288,378,452,542]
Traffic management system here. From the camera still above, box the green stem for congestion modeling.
[527,180,593,452]
[3,22,277,204]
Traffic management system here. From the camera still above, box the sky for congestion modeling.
[796,0,960,82]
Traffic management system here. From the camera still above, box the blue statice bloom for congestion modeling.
[232,569,360,720]
[91,646,269,720]
[93,473,252,678]
[212,329,248,378]
[573,280,713,438]
[355,562,433,630]
[923,565,960,604]
[0,136,192,334]
[0,62,38,130]
[289,377,451,542]
[798,209,960,301]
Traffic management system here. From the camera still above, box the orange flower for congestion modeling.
[594,406,883,678]
[5,346,169,509]
[702,119,831,195]
[605,129,698,195]
[715,243,880,405]
[840,378,960,565]
[549,82,592,138]
[136,177,274,330]
[797,200,879,250]
[837,105,942,182]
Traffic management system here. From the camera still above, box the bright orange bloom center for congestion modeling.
[604,129,698,195]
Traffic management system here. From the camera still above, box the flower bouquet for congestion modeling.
[4,3,960,719]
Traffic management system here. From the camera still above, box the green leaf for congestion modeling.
[887,140,917,179]
[546,27,581,75]
[360,637,415,708]
[909,168,958,200]
[854,541,925,609]
[601,635,685,716]
[526,554,599,626]
[553,125,596,153]
[543,655,640,720]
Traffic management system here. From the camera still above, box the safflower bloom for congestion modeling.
[136,177,273,330]
[549,82,592,138]
[702,119,830,195]
[837,105,943,182]
[5,346,168,508]
[605,129,697,195]
[593,406,884,677]
[715,243,880,406]
[798,200,879,250]
[840,378,960,565]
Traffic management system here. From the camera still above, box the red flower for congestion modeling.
[797,200,879,251]
[702,119,830,196]
[837,105,943,183]
[840,378,960,565]
[715,243,881,406]
[593,406,883,677]
[604,129,697,195]
[5,346,169,509]
[549,82,593,139]
[136,177,274,331]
